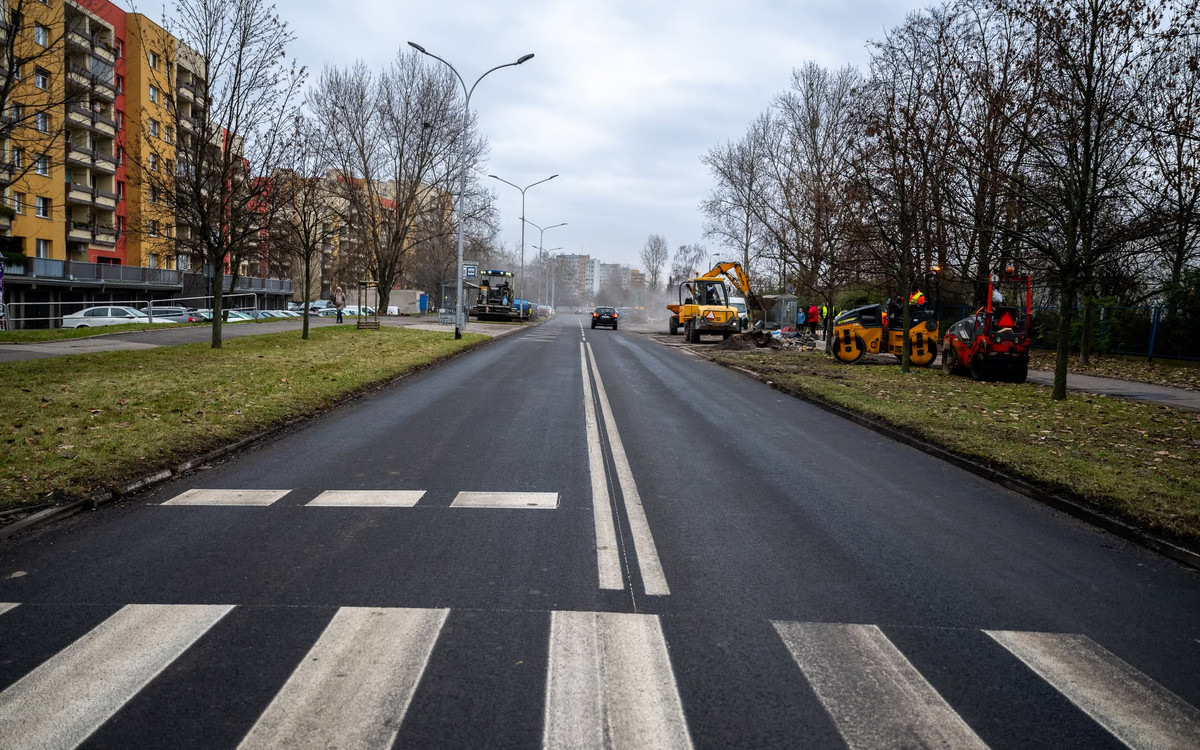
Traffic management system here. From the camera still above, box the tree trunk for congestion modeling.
[1078,294,1094,365]
[1053,286,1074,400]
[302,256,311,340]
[210,273,224,349]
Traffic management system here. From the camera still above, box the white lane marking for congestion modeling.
[239,607,449,750]
[987,630,1200,750]
[162,489,290,506]
[0,603,233,749]
[544,610,692,750]
[585,342,670,596]
[582,343,624,590]
[306,490,425,507]
[774,621,988,750]
[0,603,18,617]
[450,492,559,509]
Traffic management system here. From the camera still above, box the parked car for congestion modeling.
[309,300,333,313]
[591,306,618,330]
[287,302,306,312]
[61,306,175,328]
[316,307,340,318]
[141,305,203,323]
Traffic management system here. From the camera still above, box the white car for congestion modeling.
[61,306,175,328]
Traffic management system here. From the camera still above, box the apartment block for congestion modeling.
[0,0,291,327]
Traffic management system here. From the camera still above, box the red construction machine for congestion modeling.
[940,264,1034,383]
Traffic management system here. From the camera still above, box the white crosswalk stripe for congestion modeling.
[306,490,426,507]
[162,489,291,506]
[238,607,448,750]
[773,621,989,750]
[450,491,559,509]
[544,610,692,750]
[0,604,1195,749]
[987,630,1200,750]
[0,603,233,749]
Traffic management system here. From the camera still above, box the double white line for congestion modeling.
[580,338,669,596]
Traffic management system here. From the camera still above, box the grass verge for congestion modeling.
[710,349,1200,551]
[1,326,486,508]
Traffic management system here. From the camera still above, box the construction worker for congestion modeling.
[909,286,926,308]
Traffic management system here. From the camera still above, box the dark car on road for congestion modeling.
[591,306,618,330]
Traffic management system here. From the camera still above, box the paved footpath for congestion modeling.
[0,316,521,363]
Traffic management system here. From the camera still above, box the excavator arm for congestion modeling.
[698,261,763,324]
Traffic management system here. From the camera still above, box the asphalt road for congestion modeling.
[1,313,1198,748]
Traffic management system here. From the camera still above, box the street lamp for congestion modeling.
[489,174,557,319]
[408,41,534,339]
[526,219,567,304]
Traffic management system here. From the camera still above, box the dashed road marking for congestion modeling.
[306,490,426,507]
[0,602,19,617]
[450,492,559,509]
[162,489,291,506]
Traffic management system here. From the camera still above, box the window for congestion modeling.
[149,154,158,171]
[148,119,159,138]
[35,196,50,218]
[10,102,21,121]
[149,220,158,237]
[11,193,23,214]
[34,24,48,46]
[149,86,159,104]
[116,76,123,93]
[149,185,158,203]
[35,154,49,175]
[165,158,173,174]
[116,111,123,129]
[12,65,21,81]
[116,41,123,59]
[34,112,48,132]
[117,181,124,199]
[165,126,173,143]
[149,52,159,69]
[147,254,157,269]
[34,68,49,90]
[11,148,22,169]
[35,239,50,258]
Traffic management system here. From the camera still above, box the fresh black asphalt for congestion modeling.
[0,314,1196,747]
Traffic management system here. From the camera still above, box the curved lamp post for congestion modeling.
[408,41,534,338]
[489,174,557,319]
[525,220,567,305]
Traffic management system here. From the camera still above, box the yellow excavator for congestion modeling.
[667,261,763,343]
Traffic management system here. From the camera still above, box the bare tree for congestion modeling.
[700,115,771,276]
[270,117,338,339]
[668,243,707,289]
[132,0,305,348]
[308,51,485,314]
[639,233,669,292]
[993,0,1187,395]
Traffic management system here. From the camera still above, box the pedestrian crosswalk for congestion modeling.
[0,603,1196,749]
[159,488,560,509]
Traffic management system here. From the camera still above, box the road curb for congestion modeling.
[0,330,503,541]
[703,353,1200,572]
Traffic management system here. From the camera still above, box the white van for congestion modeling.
[728,296,749,330]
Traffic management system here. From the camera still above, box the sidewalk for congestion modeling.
[0,316,526,364]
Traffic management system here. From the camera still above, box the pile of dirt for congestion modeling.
[767,331,820,351]
[715,333,760,350]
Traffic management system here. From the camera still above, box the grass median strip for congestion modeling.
[1,326,486,509]
[710,349,1200,551]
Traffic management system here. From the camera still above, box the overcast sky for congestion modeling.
[133,0,923,270]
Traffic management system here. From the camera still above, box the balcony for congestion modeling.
[94,189,117,210]
[178,80,196,102]
[92,78,116,102]
[92,151,118,175]
[92,225,118,246]
[67,183,94,206]
[66,64,92,89]
[67,105,92,129]
[91,43,116,65]
[66,27,90,52]
[67,144,93,166]
[68,221,91,243]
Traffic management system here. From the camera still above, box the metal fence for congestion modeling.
[1,293,262,329]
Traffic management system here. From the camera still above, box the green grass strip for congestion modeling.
[1,326,485,507]
[711,349,1200,550]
